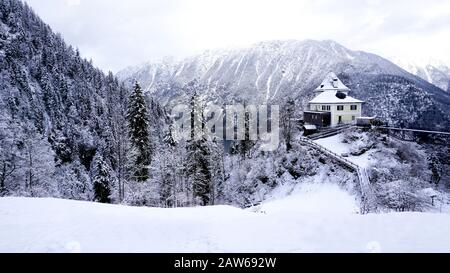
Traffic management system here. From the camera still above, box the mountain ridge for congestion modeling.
[118,39,450,130]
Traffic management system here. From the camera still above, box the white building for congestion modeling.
[304,72,364,127]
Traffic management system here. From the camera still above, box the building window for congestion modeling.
[321,105,330,111]
[352,116,356,121]
[351,105,358,111]
[337,105,344,111]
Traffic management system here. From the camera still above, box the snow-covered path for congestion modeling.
[1,184,450,253]
[312,133,378,212]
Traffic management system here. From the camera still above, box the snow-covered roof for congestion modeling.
[303,125,317,130]
[315,72,350,92]
[309,90,364,104]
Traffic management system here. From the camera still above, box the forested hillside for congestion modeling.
[1,0,130,200]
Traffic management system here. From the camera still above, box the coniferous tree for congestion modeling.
[238,102,256,158]
[127,82,151,182]
[185,138,212,206]
[91,153,112,203]
[185,91,212,206]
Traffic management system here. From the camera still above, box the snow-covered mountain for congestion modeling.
[391,58,450,92]
[117,40,410,104]
[118,40,450,130]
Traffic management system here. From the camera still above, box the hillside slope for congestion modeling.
[0,0,127,199]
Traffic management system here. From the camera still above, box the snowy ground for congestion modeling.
[2,183,450,253]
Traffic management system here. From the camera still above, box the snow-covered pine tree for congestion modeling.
[186,139,212,206]
[184,91,212,206]
[127,82,151,182]
[236,101,256,158]
[91,152,113,203]
[163,124,177,147]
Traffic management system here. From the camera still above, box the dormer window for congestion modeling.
[332,78,339,88]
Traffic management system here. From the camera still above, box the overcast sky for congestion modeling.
[24,0,450,73]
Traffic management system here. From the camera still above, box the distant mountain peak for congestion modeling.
[391,57,450,92]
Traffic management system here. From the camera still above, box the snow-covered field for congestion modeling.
[1,182,450,253]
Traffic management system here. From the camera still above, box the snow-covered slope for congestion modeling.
[313,129,450,212]
[118,40,450,130]
[392,58,450,92]
[2,196,450,253]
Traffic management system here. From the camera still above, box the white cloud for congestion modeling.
[24,0,450,72]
